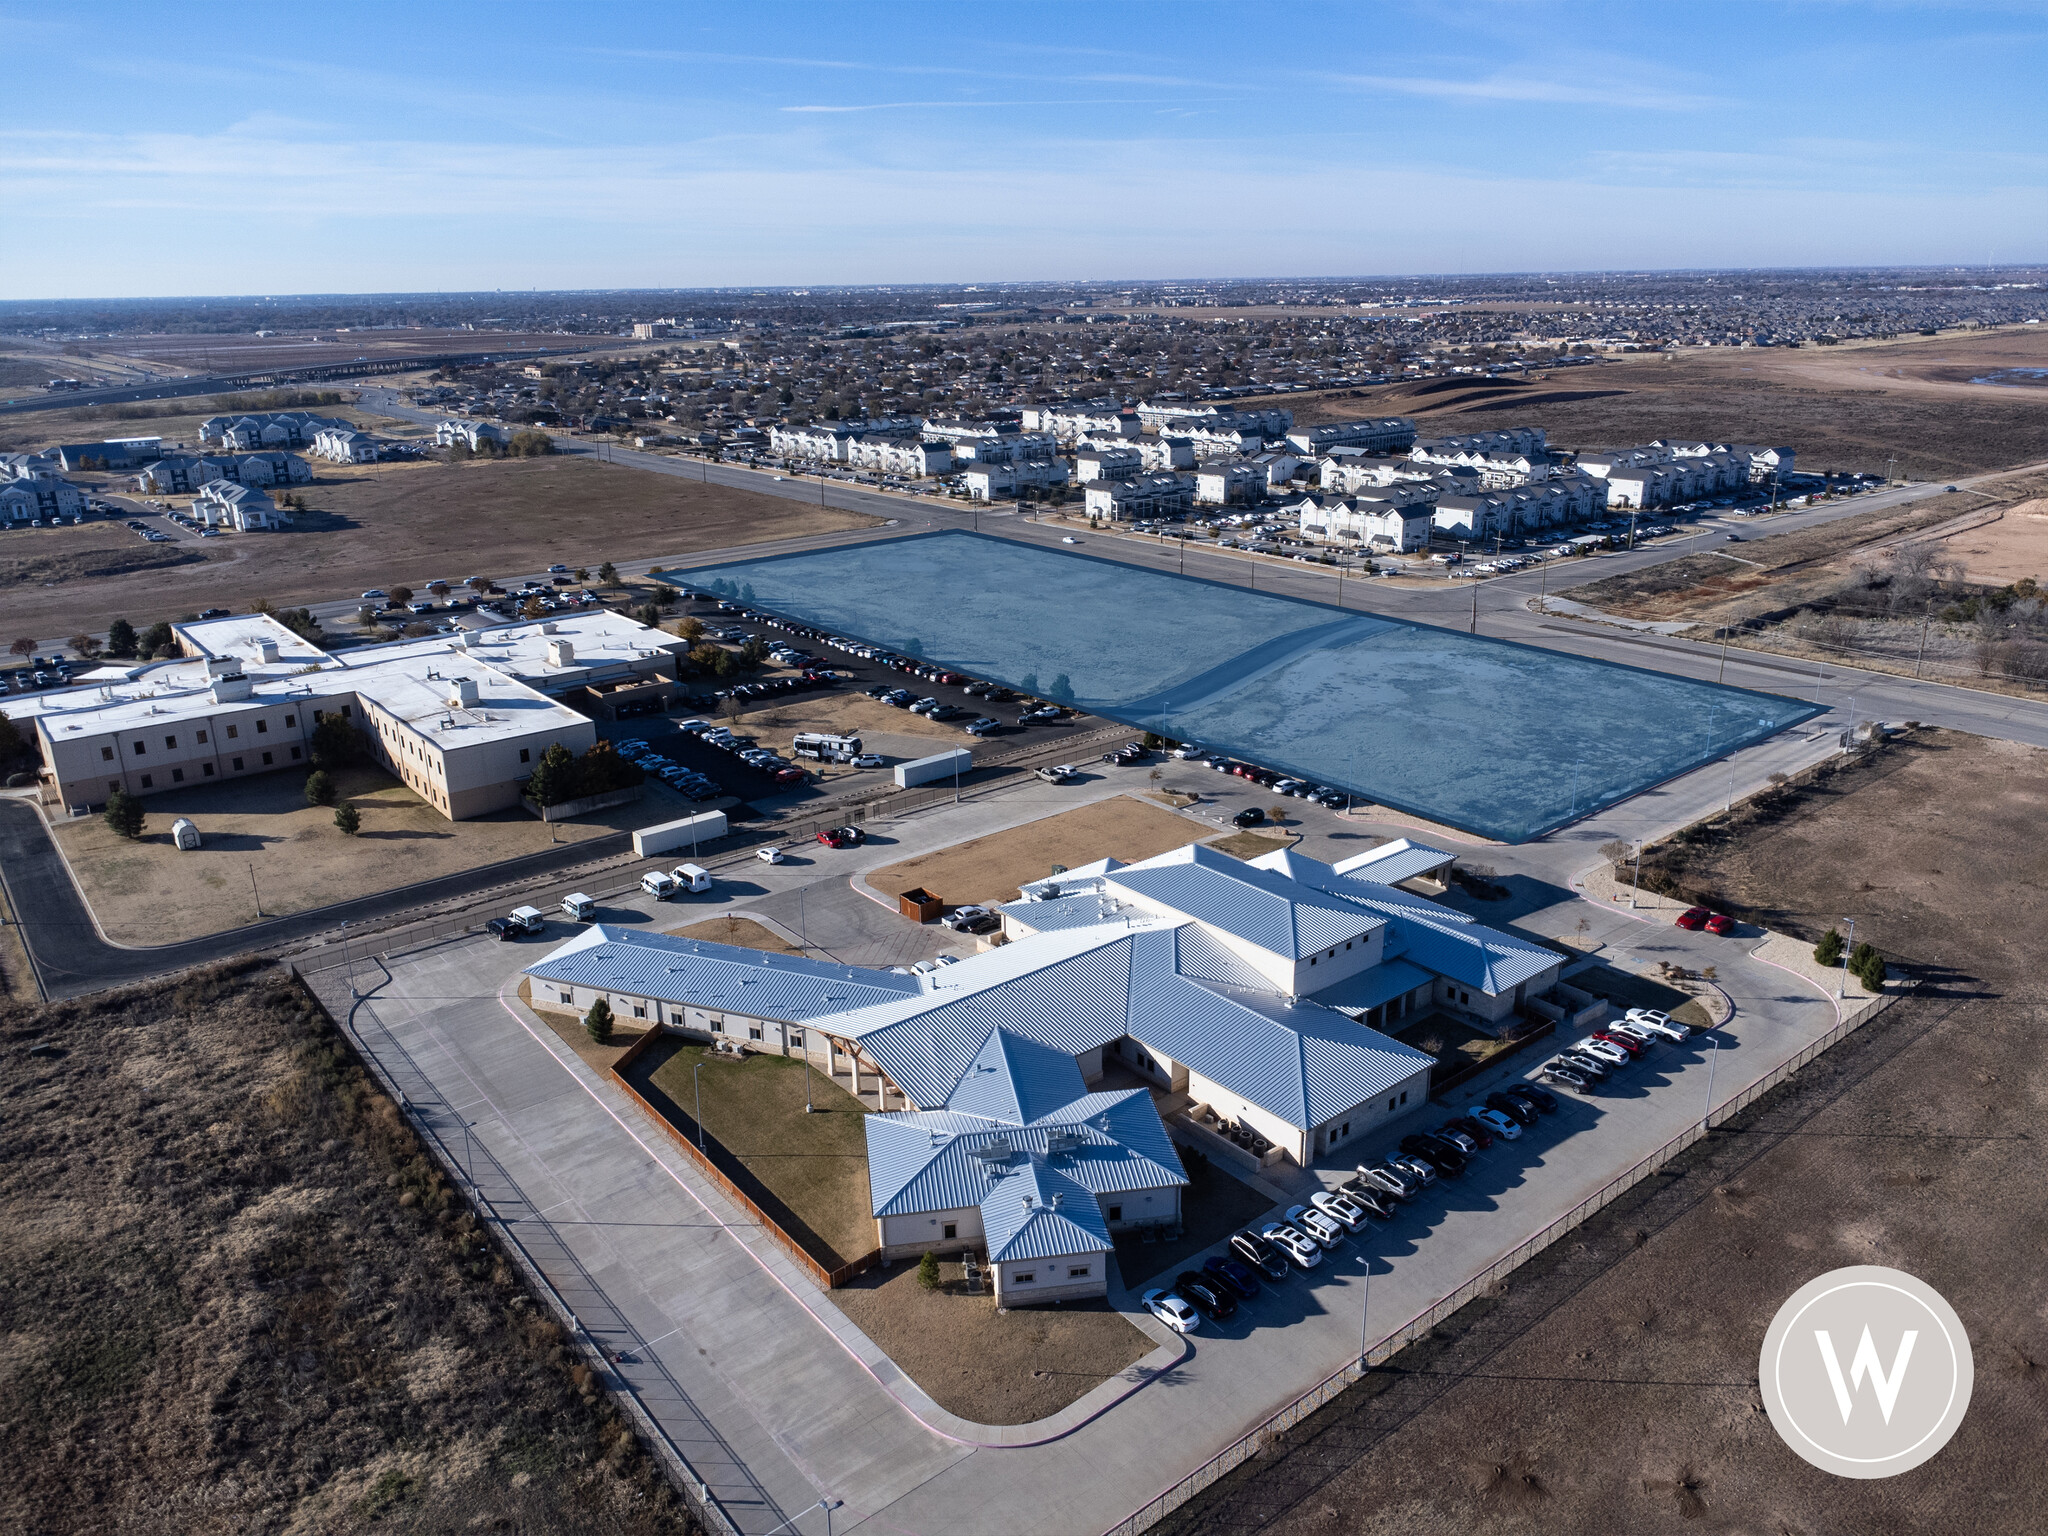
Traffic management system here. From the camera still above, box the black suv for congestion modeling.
[1399,1134,1468,1178]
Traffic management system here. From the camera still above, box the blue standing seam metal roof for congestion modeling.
[522,925,922,1022]
[1330,838,1457,887]
[1107,844,1381,959]
[865,1086,1184,1220]
[1307,957,1438,1014]
[1249,848,1563,996]
[943,1026,1090,1126]
[980,1158,1115,1265]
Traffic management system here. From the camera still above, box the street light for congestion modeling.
[1700,1031,1719,1134]
[694,1061,706,1149]
[1837,917,1857,999]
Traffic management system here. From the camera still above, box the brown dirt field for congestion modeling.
[1291,329,2048,479]
[7,451,879,641]
[1915,498,2048,587]
[867,794,1201,908]
[50,764,692,946]
[723,690,977,754]
[79,330,589,375]
[1206,830,1301,860]
[667,914,804,954]
[3,519,216,594]
[1556,490,2016,625]
[0,959,689,1535]
[1159,726,2048,1536]
[827,1258,1153,1426]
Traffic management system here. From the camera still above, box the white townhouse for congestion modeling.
[1073,445,1146,484]
[192,482,290,530]
[951,431,1059,466]
[1022,404,1140,442]
[1083,472,1196,521]
[311,427,382,463]
[1290,489,1437,552]
[843,435,955,477]
[1410,426,1548,461]
[1284,418,1416,457]
[435,420,510,450]
[0,471,85,525]
[1193,461,1267,507]
[1077,431,1192,471]
[963,457,1070,502]
[1156,421,1267,459]
[199,411,350,448]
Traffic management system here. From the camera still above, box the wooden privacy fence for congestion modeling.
[607,1028,881,1290]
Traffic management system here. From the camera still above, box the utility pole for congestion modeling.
[249,863,263,918]
[1630,841,1643,908]
[694,1061,706,1149]
[1885,456,1898,488]
[1914,604,1932,678]
[1717,624,1730,683]
[1469,579,1478,634]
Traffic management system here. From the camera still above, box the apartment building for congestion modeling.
[1409,426,1547,461]
[1075,431,1192,471]
[55,438,163,471]
[198,411,349,449]
[1083,472,1196,521]
[310,427,382,463]
[19,610,683,817]
[193,482,289,530]
[1284,418,1416,457]
[1023,403,1140,442]
[1193,461,1267,507]
[1073,445,1146,484]
[1290,487,1438,552]
[953,431,1059,465]
[1137,401,1293,438]
[0,470,86,525]
[1155,421,1267,459]
[962,458,1070,501]
[843,435,954,477]
[435,420,510,451]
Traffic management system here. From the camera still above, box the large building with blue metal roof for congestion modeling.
[522,837,1570,1305]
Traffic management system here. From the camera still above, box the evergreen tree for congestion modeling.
[584,997,614,1045]
[524,741,579,807]
[598,561,620,587]
[304,769,336,807]
[333,804,361,835]
[310,715,365,769]
[917,1251,941,1291]
[1813,928,1844,967]
[106,617,138,658]
[103,788,144,839]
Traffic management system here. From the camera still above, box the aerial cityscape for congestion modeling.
[3,5,2043,1534]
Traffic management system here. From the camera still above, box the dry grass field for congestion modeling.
[6,451,879,641]
[0,395,420,455]
[0,959,690,1536]
[1291,328,2048,479]
[866,794,1202,909]
[1159,727,2048,1536]
[667,914,804,953]
[828,1259,1154,1426]
[49,764,689,946]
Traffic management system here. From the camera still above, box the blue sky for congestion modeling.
[3,1,2044,297]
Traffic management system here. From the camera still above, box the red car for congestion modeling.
[1594,1030,1649,1057]
[1674,907,1709,931]
[1704,912,1735,935]
[816,826,865,849]
[774,767,807,786]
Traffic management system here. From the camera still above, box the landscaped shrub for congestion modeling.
[523,740,646,808]
[304,769,336,807]
[1814,928,1844,967]
[333,804,360,835]
[102,788,144,839]
[584,997,614,1045]
[918,1251,941,1291]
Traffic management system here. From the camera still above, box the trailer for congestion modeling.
[632,810,728,858]
[792,731,862,763]
[893,747,973,790]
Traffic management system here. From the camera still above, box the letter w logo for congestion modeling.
[1815,1327,1918,1425]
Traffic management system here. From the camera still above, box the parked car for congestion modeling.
[1310,1190,1369,1232]
[757,846,785,864]
[1473,1108,1522,1141]
[1504,1083,1559,1115]
[852,752,886,768]
[1625,1010,1688,1042]
[1202,1255,1262,1299]
[1399,1135,1467,1178]
[1142,1289,1199,1333]
[1483,1091,1539,1127]
[816,826,865,849]
[1336,1179,1395,1220]
[1173,1272,1237,1321]
[1036,764,1079,783]
[1230,1230,1291,1280]
[964,718,1000,736]
[1260,1222,1323,1269]
[1389,1154,1437,1189]
[1704,912,1735,935]
[1356,1163,1419,1201]
[486,905,546,941]
[1674,906,1709,931]
[1542,1061,1593,1093]
[1286,1204,1346,1249]
[1232,808,1266,828]
[1435,1120,1485,1153]
[940,904,996,932]
[1557,1051,1610,1080]
[1592,1029,1650,1058]
[1574,1037,1632,1067]
[1019,706,1065,725]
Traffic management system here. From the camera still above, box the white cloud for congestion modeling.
[1334,72,1726,112]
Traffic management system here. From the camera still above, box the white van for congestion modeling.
[672,863,712,894]
[561,892,596,922]
[640,870,680,900]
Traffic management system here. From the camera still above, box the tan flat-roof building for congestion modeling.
[21,610,686,818]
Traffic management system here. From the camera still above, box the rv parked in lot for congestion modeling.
[792,731,862,763]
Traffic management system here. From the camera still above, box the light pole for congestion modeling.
[1358,1252,1373,1374]
[1630,840,1643,909]
[694,1061,706,1149]
[1837,917,1856,998]
[1700,1031,1719,1134]
[1469,579,1479,635]
[1717,624,1730,683]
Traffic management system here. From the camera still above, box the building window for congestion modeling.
[1309,955,1316,966]
[256,720,268,734]
[1400,1090,1408,1105]
[632,1005,647,1019]
[1345,940,1352,950]
[1107,1204,1122,1222]
[1340,1121,1350,1139]
[139,774,152,788]
[284,714,295,728]
[1069,1265,1090,1279]
[164,735,177,749]
[558,990,573,1004]
[289,746,301,761]
[196,730,207,744]
[670,1012,683,1026]
[710,1018,724,1034]
[943,1222,957,1240]
[108,780,120,793]
[519,748,530,763]
[100,746,113,761]
[172,768,184,783]
[232,757,244,770]
[202,763,214,776]
[1012,1271,1036,1285]
[313,710,324,723]
[748,1026,763,1041]
[227,724,238,739]
[132,741,146,755]
[261,752,273,766]
[789,1031,805,1049]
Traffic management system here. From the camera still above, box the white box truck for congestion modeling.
[632,810,728,858]
[894,747,974,789]
[792,731,862,763]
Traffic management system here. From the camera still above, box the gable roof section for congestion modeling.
[944,1026,1089,1125]
[523,925,921,1022]
[981,1159,1113,1264]
[1247,849,1560,996]
[1107,843,1379,960]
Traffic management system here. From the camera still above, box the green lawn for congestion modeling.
[629,1039,875,1269]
